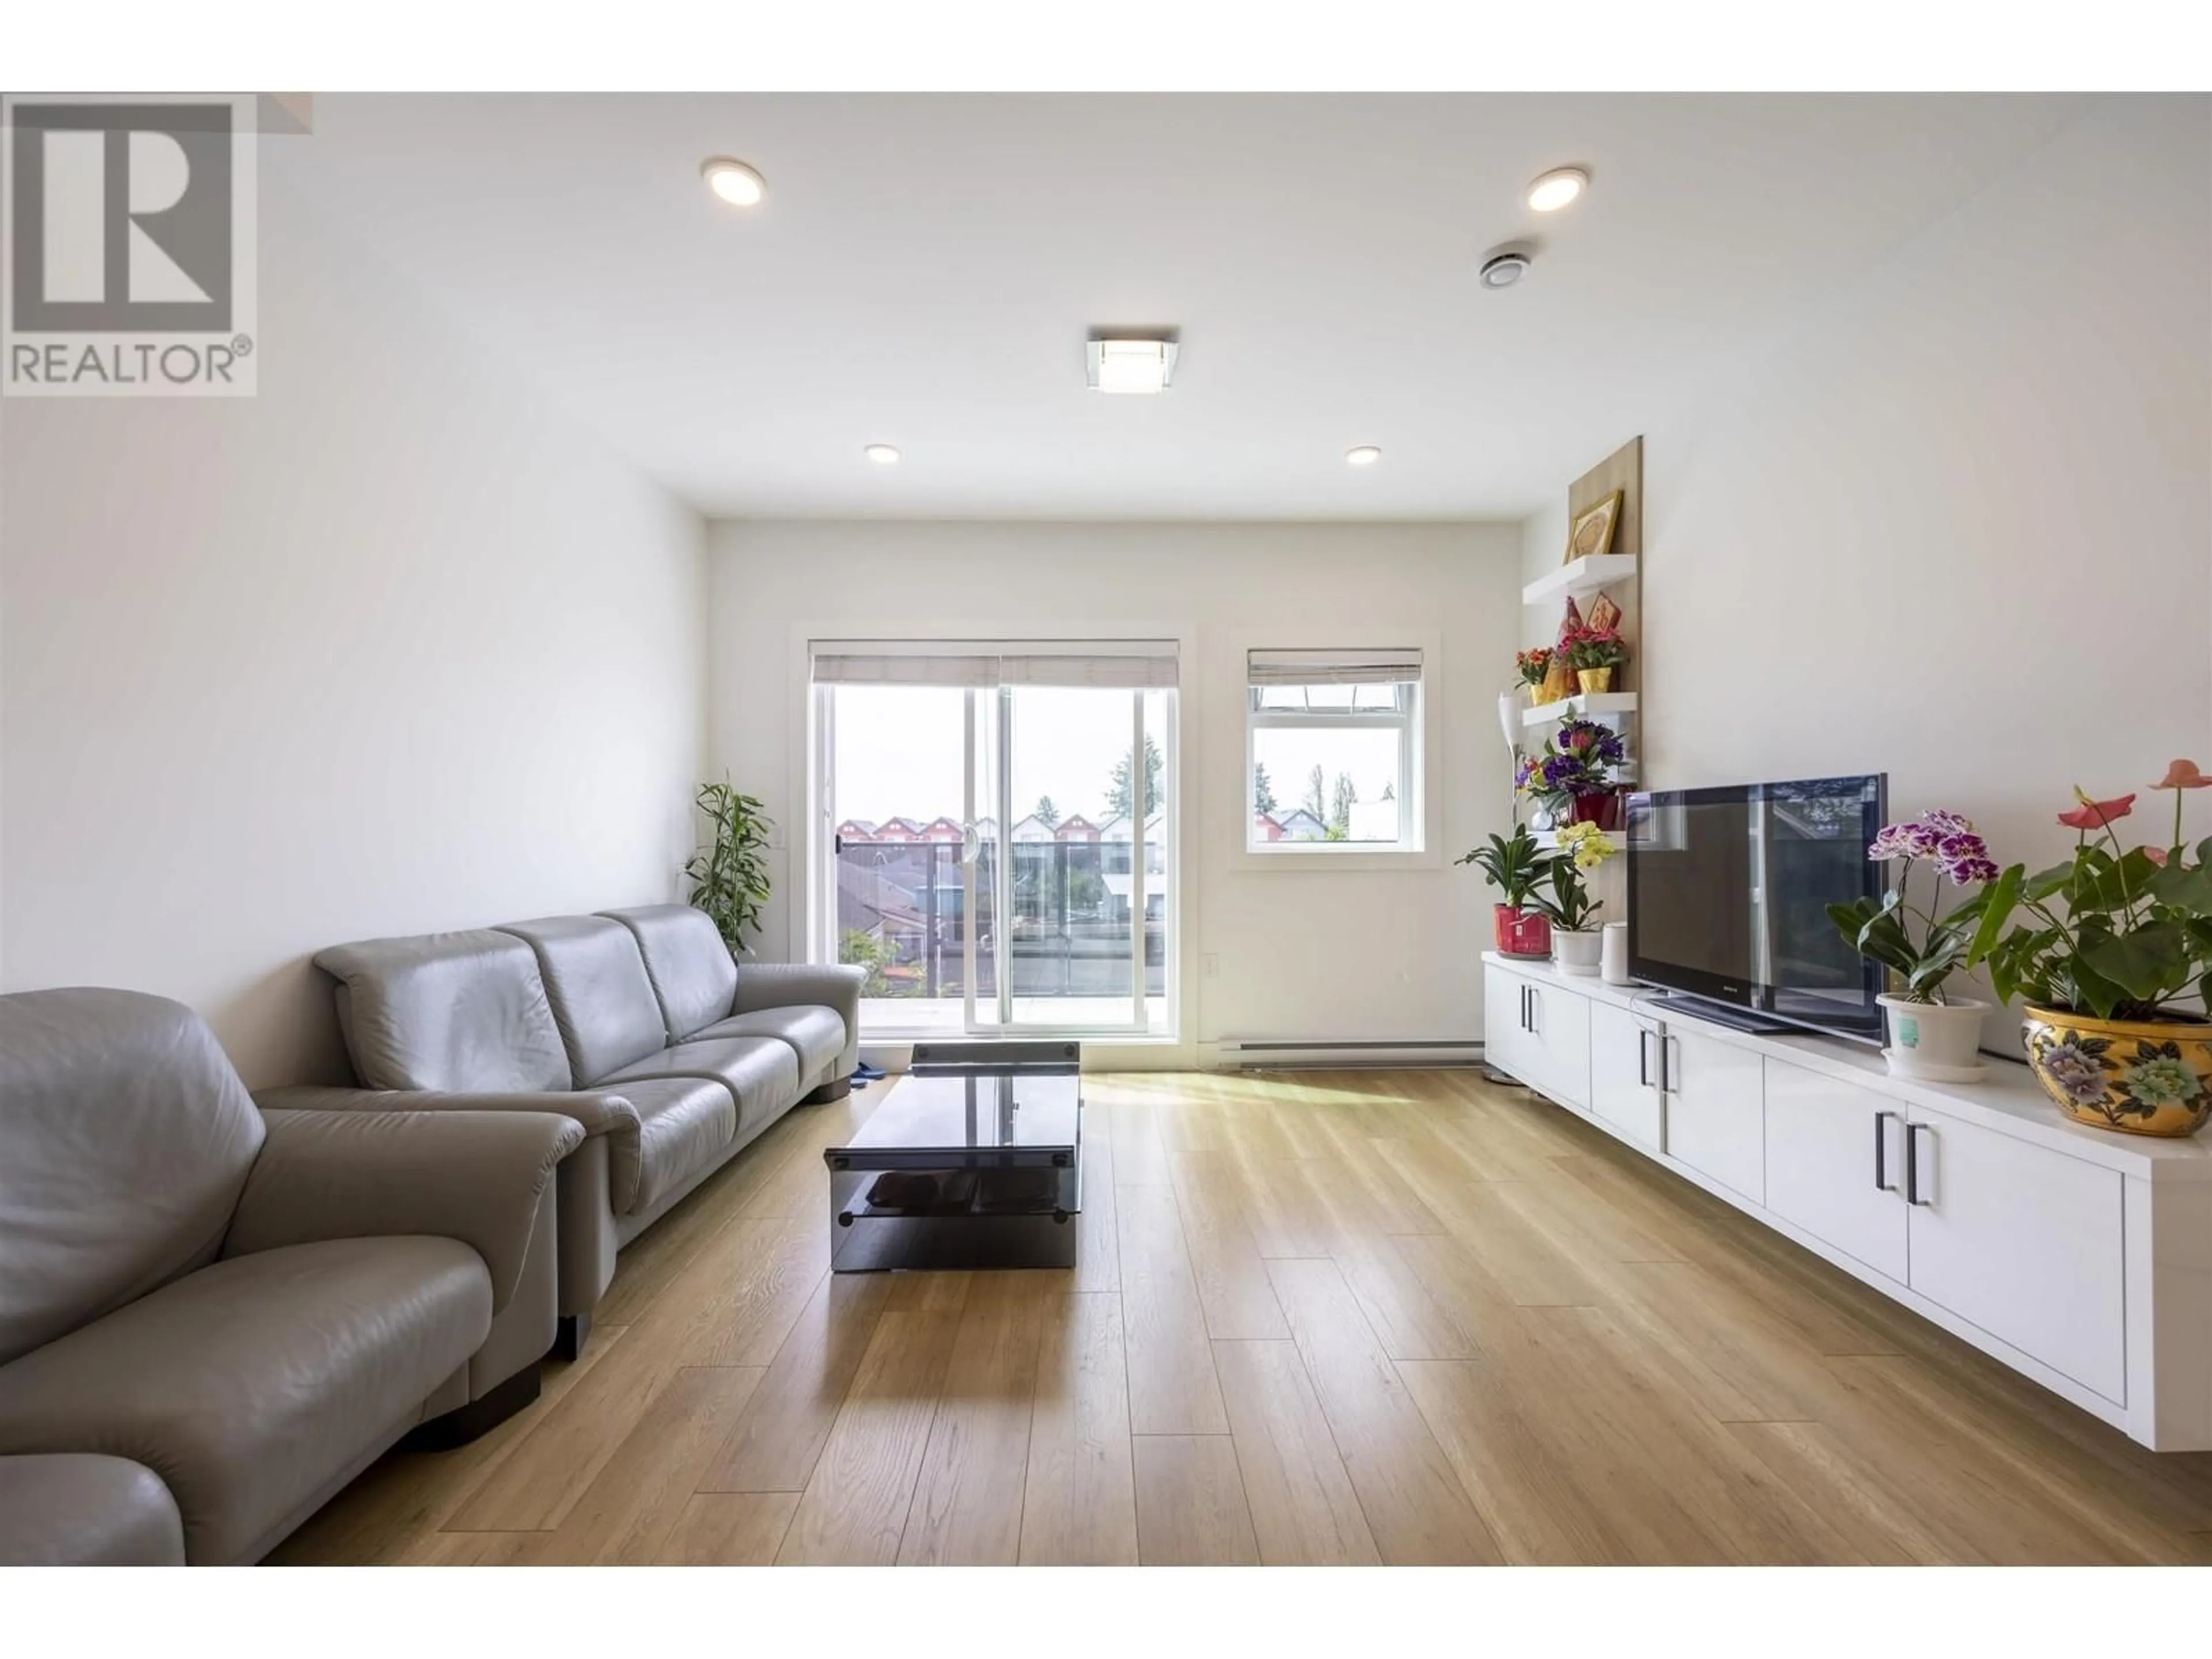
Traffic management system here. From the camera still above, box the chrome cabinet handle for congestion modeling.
[1528,988,1541,1037]
[1658,1034,1679,1094]
[1874,1110,1899,1192]
[1638,1028,1653,1087]
[1905,1122,1933,1206]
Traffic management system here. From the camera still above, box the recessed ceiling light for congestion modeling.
[863,444,901,465]
[1086,335,1179,395]
[1526,166,1588,213]
[1346,445,1383,467]
[700,157,766,207]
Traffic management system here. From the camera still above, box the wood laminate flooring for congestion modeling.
[271,1071,2212,1566]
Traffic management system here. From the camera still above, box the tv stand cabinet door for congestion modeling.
[1903,1107,2126,1406]
[1483,964,1533,1084]
[1523,979,1590,1111]
[1660,1028,1765,1205]
[1589,1001,1664,1151]
[1762,1059,1908,1282]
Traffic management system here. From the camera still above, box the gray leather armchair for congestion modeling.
[263,906,863,1358]
[0,988,580,1565]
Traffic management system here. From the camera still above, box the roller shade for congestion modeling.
[812,639,1179,690]
[1247,647,1423,687]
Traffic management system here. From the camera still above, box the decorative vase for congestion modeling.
[2021,1007,2212,1138]
[1552,928,1603,976]
[1568,791,1621,831]
[1877,994,1988,1082]
[1575,666,1616,695]
[1493,904,1552,958]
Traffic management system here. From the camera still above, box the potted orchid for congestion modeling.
[1517,717,1626,831]
[1540,820,1618,975]
[1963,761,2212,1137]
[1828,810,2000,1081]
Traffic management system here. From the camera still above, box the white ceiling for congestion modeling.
[280,93,2090,521]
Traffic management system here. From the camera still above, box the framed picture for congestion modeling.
[1563,488,1624,563]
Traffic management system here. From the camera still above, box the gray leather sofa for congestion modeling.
[263,904,863,1357]
[0,988,580,1565]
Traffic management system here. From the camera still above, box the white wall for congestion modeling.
[1520,96,2212,1038]
[0,171,709,1088]
[708,520,1522,1054]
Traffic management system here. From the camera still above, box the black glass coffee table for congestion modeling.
[823,1041,1083,1272]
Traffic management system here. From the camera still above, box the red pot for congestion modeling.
[1494,904,1552,957]
[1569,791,1622,831]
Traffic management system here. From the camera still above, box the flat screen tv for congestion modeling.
[1625,774,1888,1043]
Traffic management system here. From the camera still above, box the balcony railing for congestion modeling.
[835,839,1165,1000]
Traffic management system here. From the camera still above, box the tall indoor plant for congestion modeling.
[1538,820,1617,975]
[1828,809,1999,1080]
[1459,824,1557,957]
[1964,761,2212,1136]
[684,781,774,958]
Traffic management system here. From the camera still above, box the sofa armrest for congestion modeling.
[0,1453,185,1566]
[225,1109,583,1313]
[734,963,865,1073]
[256,1084,643,1213]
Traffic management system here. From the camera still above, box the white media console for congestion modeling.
[1481,950,2212,1451]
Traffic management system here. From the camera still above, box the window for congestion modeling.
[1245,647,1423,854]
[809,639,1179,1039]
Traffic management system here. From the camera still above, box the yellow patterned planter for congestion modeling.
[2022,1007,2212,1138]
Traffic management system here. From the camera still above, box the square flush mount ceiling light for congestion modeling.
[1087,335,1179,394]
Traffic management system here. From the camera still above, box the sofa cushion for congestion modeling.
[315,930,570,1094]
[603,1036,801,1135]
[694,1005,847,1083]
[0,1453,185,1566]
[608,1078,740,1214]
[496,916,670,1084]
[601,904,738,1041]
[0,990,265,1368]
[0,1237,490,1565]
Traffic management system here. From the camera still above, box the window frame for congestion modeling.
[1232,632,1443,872]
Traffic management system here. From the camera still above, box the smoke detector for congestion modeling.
[1479,248,1533,290]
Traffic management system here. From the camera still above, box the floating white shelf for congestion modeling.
[1521,552,1637,608]
[1523,691,1638,727]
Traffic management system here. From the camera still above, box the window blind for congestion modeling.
[810,640,1179,690]
[1246,647,1424,687]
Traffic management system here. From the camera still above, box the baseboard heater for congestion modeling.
[1216,1039,1486,1070]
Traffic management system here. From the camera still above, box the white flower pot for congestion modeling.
[1552,929,1603,977]
[1878,994,1988,1082]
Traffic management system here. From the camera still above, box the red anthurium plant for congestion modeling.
[1965,763,2212,1022]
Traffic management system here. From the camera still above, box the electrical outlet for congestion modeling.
[1202,953,1220,979]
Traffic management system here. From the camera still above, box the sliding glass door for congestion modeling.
[811,642,1176,1040]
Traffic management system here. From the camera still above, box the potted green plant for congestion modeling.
[1964,760,2212,1137]
[1539,820,1617,975]
[684,780,774,958]
[1560,625,1628,695]
[1458,824,1556,957]
[1827,809,1998,1080]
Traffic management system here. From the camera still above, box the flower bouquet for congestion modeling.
[1827,810,2000,1080]
[1517,717,1626,831]
[1963,760,2212,1135]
